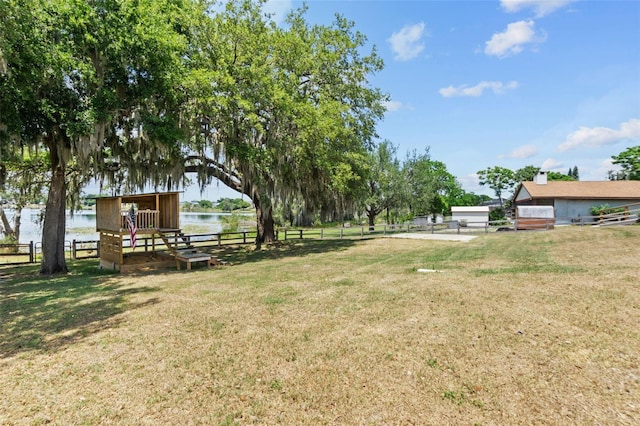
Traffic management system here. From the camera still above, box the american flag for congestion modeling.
[126,206,137,250]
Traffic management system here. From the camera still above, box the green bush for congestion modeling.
[0,234,17,244]
[489,208,505,222]
[0,235,19,253]
[220,212,241,232]
[489,208,509,226]
[589,204,625,216]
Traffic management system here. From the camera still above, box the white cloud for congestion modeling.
[388,23,426,61]
[500,144,538,159]
[439,80,518,97]
[557,118,640,152]
[501,0,576,17]
[458,173,484,193]
[383,100,403,112]
[263,0,293,25]
[541,158,564,170]
[484,20,545,57]
[596,158,620,179]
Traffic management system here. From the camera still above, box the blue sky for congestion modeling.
[191,0,640,200]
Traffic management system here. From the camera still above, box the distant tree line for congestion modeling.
[181,198,251,212]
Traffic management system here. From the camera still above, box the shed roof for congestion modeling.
[451,206,490,212]
[515,181,640,201]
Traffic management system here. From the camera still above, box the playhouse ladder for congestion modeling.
[156,229,194,255]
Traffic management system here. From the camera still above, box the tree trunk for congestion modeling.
[243,179,276,249]
[12,208,22,243]
[255,202,275,249]
[0,208,14,239]
[368,209,376,231]
[40,160,68,275]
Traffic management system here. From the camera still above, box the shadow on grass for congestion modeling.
[0,261,160,358]
[209,238,360,266]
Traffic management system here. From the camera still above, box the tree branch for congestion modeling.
[184,155,244,194]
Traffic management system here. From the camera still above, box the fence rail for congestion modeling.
[0,242,35,265]
[3,214,638,266]
[569,204,640,226]
[278,220,516,241]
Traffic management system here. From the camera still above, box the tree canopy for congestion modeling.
[401,149,464,219]
[182,1,386,246]
[476,166,516,208]
[611,146,640,180]
[1,0,388,269]
[361,140,402,228]
[0,0,203,273]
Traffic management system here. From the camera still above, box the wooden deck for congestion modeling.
[100,251,175,273]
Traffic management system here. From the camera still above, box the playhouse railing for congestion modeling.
[120,210,159,230]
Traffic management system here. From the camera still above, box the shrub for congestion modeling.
[489,208,506,222]
[589,204,625,216]
[0,235,19,254]
[220,212,242,232]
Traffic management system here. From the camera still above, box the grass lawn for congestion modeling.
[1,226,638,425]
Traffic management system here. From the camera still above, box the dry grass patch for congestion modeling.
[1,226,639,425]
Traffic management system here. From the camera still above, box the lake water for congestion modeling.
[8,208,237,243]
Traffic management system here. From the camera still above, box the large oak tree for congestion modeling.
[0,0,201,274]
[184,1,386,247]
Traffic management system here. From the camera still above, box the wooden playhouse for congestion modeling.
[96,192,213,272]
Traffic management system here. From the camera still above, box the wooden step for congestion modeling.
[156,229,194,254]
[209,257,228,267]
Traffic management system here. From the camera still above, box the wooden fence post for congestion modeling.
[29,241,34,263]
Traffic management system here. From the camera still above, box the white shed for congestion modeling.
[451,206,489,227]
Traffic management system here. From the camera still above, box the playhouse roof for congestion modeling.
[94,191,182,202]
